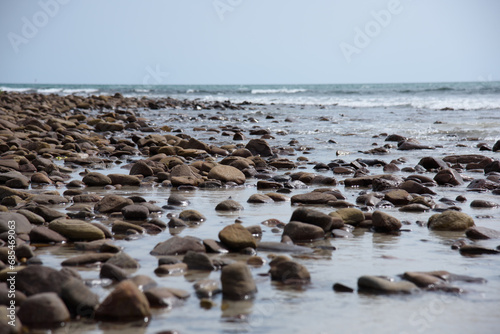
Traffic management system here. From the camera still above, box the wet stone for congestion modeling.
[221,262,257,300]
[218,224,257,251]
[215,199,244,211]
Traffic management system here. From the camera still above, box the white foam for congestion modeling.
[62,88,99,94]
[251,88,307,94]
[37,88,63,93]
[0,86,31,92]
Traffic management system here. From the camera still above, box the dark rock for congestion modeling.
[218,224,257,250]
[282,221,325,242]
[182,251,215,270]
[466,226,500,239]
[400,180,436,195]
[17,266,72,296]
[179,210,206,222]
[247,193,273,203]
[245,139,272,157]
[418,157,448,170]
[154,263,188,276]
[434,169,463,186]
[459,245,500,255]
[330,208,365,226]
[215,199,244,211]
[129,160,154,177]
[95,195,134,213]
[95,280,151,321]
[193,279,221,298]
[0,212,32,234]
[372,210,402,232]
[167,193,189,206]
[17,292,70,326]
[61,278,99,317]
[82,172,112,187]
[269,256,310,284]
[470,200,498,208]
[384,189,412,205]
[144,287,179,308]
[49,219,104,241]
[290,207,342,231]
[61,253,114,266]
[106,252,139,269]
[150,236,205,256]
[208,165,246,185]
[221,262,257,300]
[108,174,141,186]
[100,263,128,282]
[290,192,337,205]
[333,283,354,293]
[358,275,419,294]
[122,204,149,220]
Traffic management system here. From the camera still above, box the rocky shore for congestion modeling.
[0,91,499,332]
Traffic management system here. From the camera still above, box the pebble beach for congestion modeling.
[0,88,500,334]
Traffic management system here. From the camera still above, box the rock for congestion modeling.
[100,263,128,282]
[112,221,145,234]
[466,226,500,239]
[16,209,45,225]
[17,293,70,326]
[193,279,221,298]
[61,253,115,266]
[106,252,140,269]
[384,189,412,206]
[220,262,257,300]
[30,205,66,222]
[128,275,158,291]
[331,229,354,238]
[82,172,112,187]
[17,266,72,296]
[0,212,32,234]
[0,305,22,333]
[245,139,272,157]
[372,210,402,232]
[208,165,246,185]
[129,160,154,177]
[358,275,419,294]
[468,179,499,191]
[385,134,407,142]
[247,193,273,203]
[330,208,365,226]
[182,251,215,270]
[333,283,354,293]
[49,219,105,241]
[154,263,188,276]
[493,140,500,152]
[150,236,206,256]
[290,192,337,205]
[167,193,189,206]
[108,174,141,186]
[418,157,448,170]
[265,192,290,202]
[398,140,434,150]
[218,224,257,250]
[282,221,325,242]
[122,204,149,220]
[484,160,500,174]
[402,272,445,288]
[32,194,70,205]
[95,280,151,321]
[459,245,500,255]
[167,217,187,228]
[470,200,499,208]
[434,169,463,186]
[256,241,312,253]
[203,239,229,253]
[290,207,342,231]
[428,210,475,231]
[95,122,125,132]
[95,195,134,213]
[269,256,310,284]
[60,278,99,317]
[144,287,179,308]
[399,204,430,212]
[400,180,436,195]
[215,199,244,211]
[179,210,206,222]
[31,172,53,184]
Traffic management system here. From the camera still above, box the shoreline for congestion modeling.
[0,91,499,333]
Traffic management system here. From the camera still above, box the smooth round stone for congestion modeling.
[95,280,151,321]
[168,193,190,206]
[357,275,419,294]
[122,204,149,220]
[82,172,112,187]
[221,262,257,300]
[218,224,257,251]
[215,199,244,211]
[428,210,475,231]
[282,221,325,242]
[17,292,70,326]
[49,219,105,241]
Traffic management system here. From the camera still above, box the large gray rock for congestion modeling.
[94,195,134,213]
[245,139,272,157]
[60,278,99,317]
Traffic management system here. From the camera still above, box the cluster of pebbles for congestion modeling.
[0,92,499,332]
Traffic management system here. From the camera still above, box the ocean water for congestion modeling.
[2,82,500,334]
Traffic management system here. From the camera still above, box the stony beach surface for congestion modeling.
[0,91,499,333]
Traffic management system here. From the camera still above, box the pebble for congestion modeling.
[95,280,151,321]
[221,262,257,300]
[218,224,257,251]
[17,292,70,326]
[427,210,475,231]
[215,199,244,211]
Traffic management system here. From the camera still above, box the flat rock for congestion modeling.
[95,280,151,321]
[290,207,342,231]
[459,245,500,255]
[291,192,337,205]
[15,209,45,225]
[150,236,206,256]
[108,174,141,186]
[0,212,32,234]
[218,224,257,250]
[193,279,221,298]
[167,193,189,206]
[17,292,70,326]
[428,210,475,231]
[100,263,128,282]
[400,180,436,195]
[282,221,325,242]
[49,218,105,241]
[82,172,112,187]
[32,194,69,205]
[358,275,419,294]
[144,287,179,308]
[384,189,412,206]
[183,251,215,270]
[221,262,257,300]
[95,195,134,213]
[330,208,365,226]
[122,204,149,220]
[61,253,115,266]
[106,252,140,269]
[466,226,500,239]
[154,263,188,276]
[247,193,273,203]
[470,200,499,208]
[29,226,67,243]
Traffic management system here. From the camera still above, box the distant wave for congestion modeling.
[62,88,99,94]
[251,88,307,94]
[0,86,32,92]
[37,88,63,93]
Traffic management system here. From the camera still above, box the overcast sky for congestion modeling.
[1,0,499,85]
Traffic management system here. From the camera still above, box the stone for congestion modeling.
[493,140,500,152]
[128,275,158,291]
[215,199,244,211]
[384,189,412,206]
[154,263,188,276]
[193,279,221,298]
[49,218,105,241]
[167,193,189,206]
[100,263,128,282]
[95,280,151,321]
[282,221,325,242]
[333,283,354,293]
[218,224,257,250]
[399,204,430,212]
[418,157,448,170]
[0,305,22,333]
[402,272,445,288]
[95,122,125,132]
[17,266,71,296]
[31,172,53,184]
[265,192,290,202]
[220,262,257,300]
[129,160,154,177]
[466,226,500,239]
[179,210,206,222]
[203,239,229,253]
[32,194,70,205]
[17,293,70,326]
[434,169,463,186]
[108,174,141,186]
[82,172,112,187]
[112,221,145,234]
[106,252,140,269]
[60,278,99,317]
[0,212,32,234]
[61,253,115,266]
[400,180,436,195]
[470,200,499,208]
[15,209,45,225]
[331,229,354,238]
[428,210,475,231]
[30,205,66,222]
[459,245,500,255]
[358,275,419,294]
[245,139,272,157]
[150,236,206,256]
[269,256,310,284]
[144,287,179,308]
[208,165,246,185]
[182,251,215,270]
[291,192,337,205]
[372,210,402,232]
[95,195,134,213]
[247,193,273,203]
[290,207,342,231]
[167,217,188,228]
[330,208,365,226]
[256,241,313,253]
[122,204,149,220]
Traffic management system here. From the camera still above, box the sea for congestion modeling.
[2,81,500,334]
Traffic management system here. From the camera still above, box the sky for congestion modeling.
[0,0,499,85]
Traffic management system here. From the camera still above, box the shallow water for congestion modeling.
[27,103,500,334]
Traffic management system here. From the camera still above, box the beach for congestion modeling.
[0,83,500,334]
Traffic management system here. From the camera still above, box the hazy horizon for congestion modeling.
[1,0,499,85]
